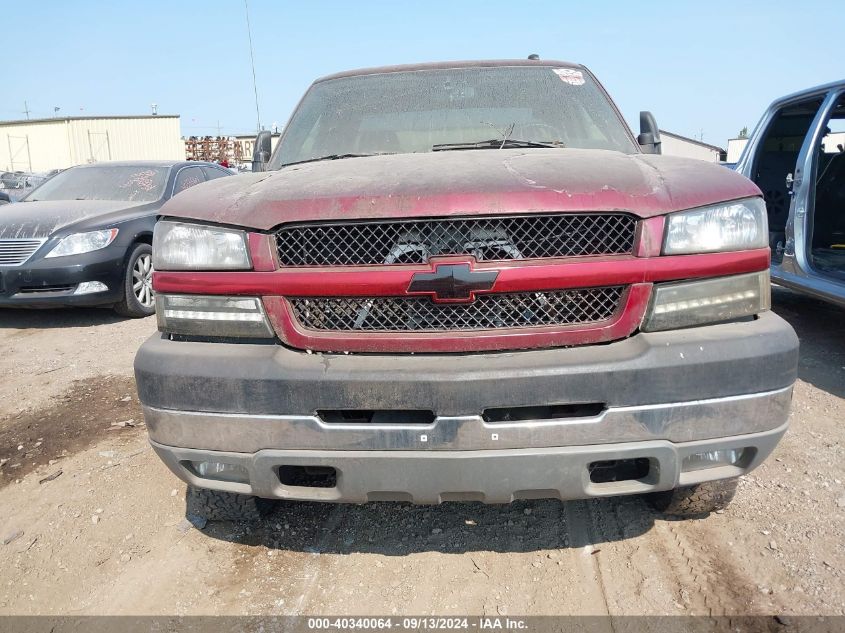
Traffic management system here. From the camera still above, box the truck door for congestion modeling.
[738,96,824,266]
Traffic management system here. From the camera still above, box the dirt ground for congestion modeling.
[0,287,843,617]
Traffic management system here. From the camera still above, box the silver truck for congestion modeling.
[735,79,845,307]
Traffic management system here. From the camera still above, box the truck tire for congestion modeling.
[186,486,273,522]
[646,478,738,517]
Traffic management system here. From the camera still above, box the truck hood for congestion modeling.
[160,148,761,230]
[0,199,152,239]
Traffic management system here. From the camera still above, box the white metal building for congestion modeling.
[659,130,726,163]
[0,115,184,173]
[727,131,844,164]
[726,138,750,163]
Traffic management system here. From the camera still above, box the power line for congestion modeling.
[244,0,261,133]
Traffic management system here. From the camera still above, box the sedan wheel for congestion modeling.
[132,252,154,308]
[115,243,156,318]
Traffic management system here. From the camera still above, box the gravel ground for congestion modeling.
[0,287,843,616]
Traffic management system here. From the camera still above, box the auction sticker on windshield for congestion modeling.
[552,68,585,85]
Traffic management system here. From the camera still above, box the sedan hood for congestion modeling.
[0,200,150,239]
[160,149,761,230]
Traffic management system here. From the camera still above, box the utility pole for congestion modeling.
[244,0,261,133]
[23,101,31,119]
[216,120,222,136]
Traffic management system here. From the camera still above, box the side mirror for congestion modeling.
[252,130,273,172]
[637,111,662,155]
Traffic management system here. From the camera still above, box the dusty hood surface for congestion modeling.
[161,149,761,230]
[0,200,150,239]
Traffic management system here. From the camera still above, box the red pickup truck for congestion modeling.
[135,59,798,521]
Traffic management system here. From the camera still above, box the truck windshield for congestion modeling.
[271,65,637,168]
[25,165,169,202]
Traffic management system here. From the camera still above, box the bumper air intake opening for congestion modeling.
[483,402,605,423]
[317,409,436,425]
[278,465,338,488]
[588,458,652,484]
[18,285,76,294]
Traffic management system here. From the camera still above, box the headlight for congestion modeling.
[642,271,770,332]
[153,221,250,271]
[157,294,274,338]
[664,198,767,254]
[45,228,118,258]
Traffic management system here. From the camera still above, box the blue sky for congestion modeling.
[3,0,842,147]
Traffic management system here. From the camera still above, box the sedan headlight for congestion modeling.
[45,228,119,258]
[153,221,250,271]
[664,198,767,254]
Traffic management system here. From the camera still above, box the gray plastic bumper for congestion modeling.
[151,421,788,504]
[137,311,797,503]
[135,311,798,416]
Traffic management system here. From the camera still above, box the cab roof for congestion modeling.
[767,79,845,109]
[314,59,583,83]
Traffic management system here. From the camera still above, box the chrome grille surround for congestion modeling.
[276,214,637,266]
[290,286,625,332]
[0,239,47,266]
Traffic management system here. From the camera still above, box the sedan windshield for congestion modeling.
[25,165,169,202]
[271,65,637,168]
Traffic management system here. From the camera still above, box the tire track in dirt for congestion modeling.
[563,500,611,616]
[290,505,345,614]
[584,497,635,614]
[652,517,787,618]
[609,499,661,605]
[655,521,719,614]
[582,496,670,616]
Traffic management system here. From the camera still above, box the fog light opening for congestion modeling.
[186,460,249,484]
[682,448,748,472]
[279,465,337,488]
[74,281,109,295]
[589,458,652,484]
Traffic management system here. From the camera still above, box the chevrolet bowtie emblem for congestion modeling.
[407,263,499,303]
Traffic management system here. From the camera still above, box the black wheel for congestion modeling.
[186,486,274,522]
[114,243,155,318]
[646,478,738,517]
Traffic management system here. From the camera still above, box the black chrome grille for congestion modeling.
[290,287,624,332]
[276,214,636,266]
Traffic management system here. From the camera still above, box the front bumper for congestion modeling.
[137,311,798,503]
[151,422,788,503]
[0,247,125,307]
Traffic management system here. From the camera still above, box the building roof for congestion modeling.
[659,129,725,153]
[0,114,179,127]
[316,59,581,83]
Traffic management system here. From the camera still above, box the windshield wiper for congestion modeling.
[280,153,391,168]
[432,139,564,151]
